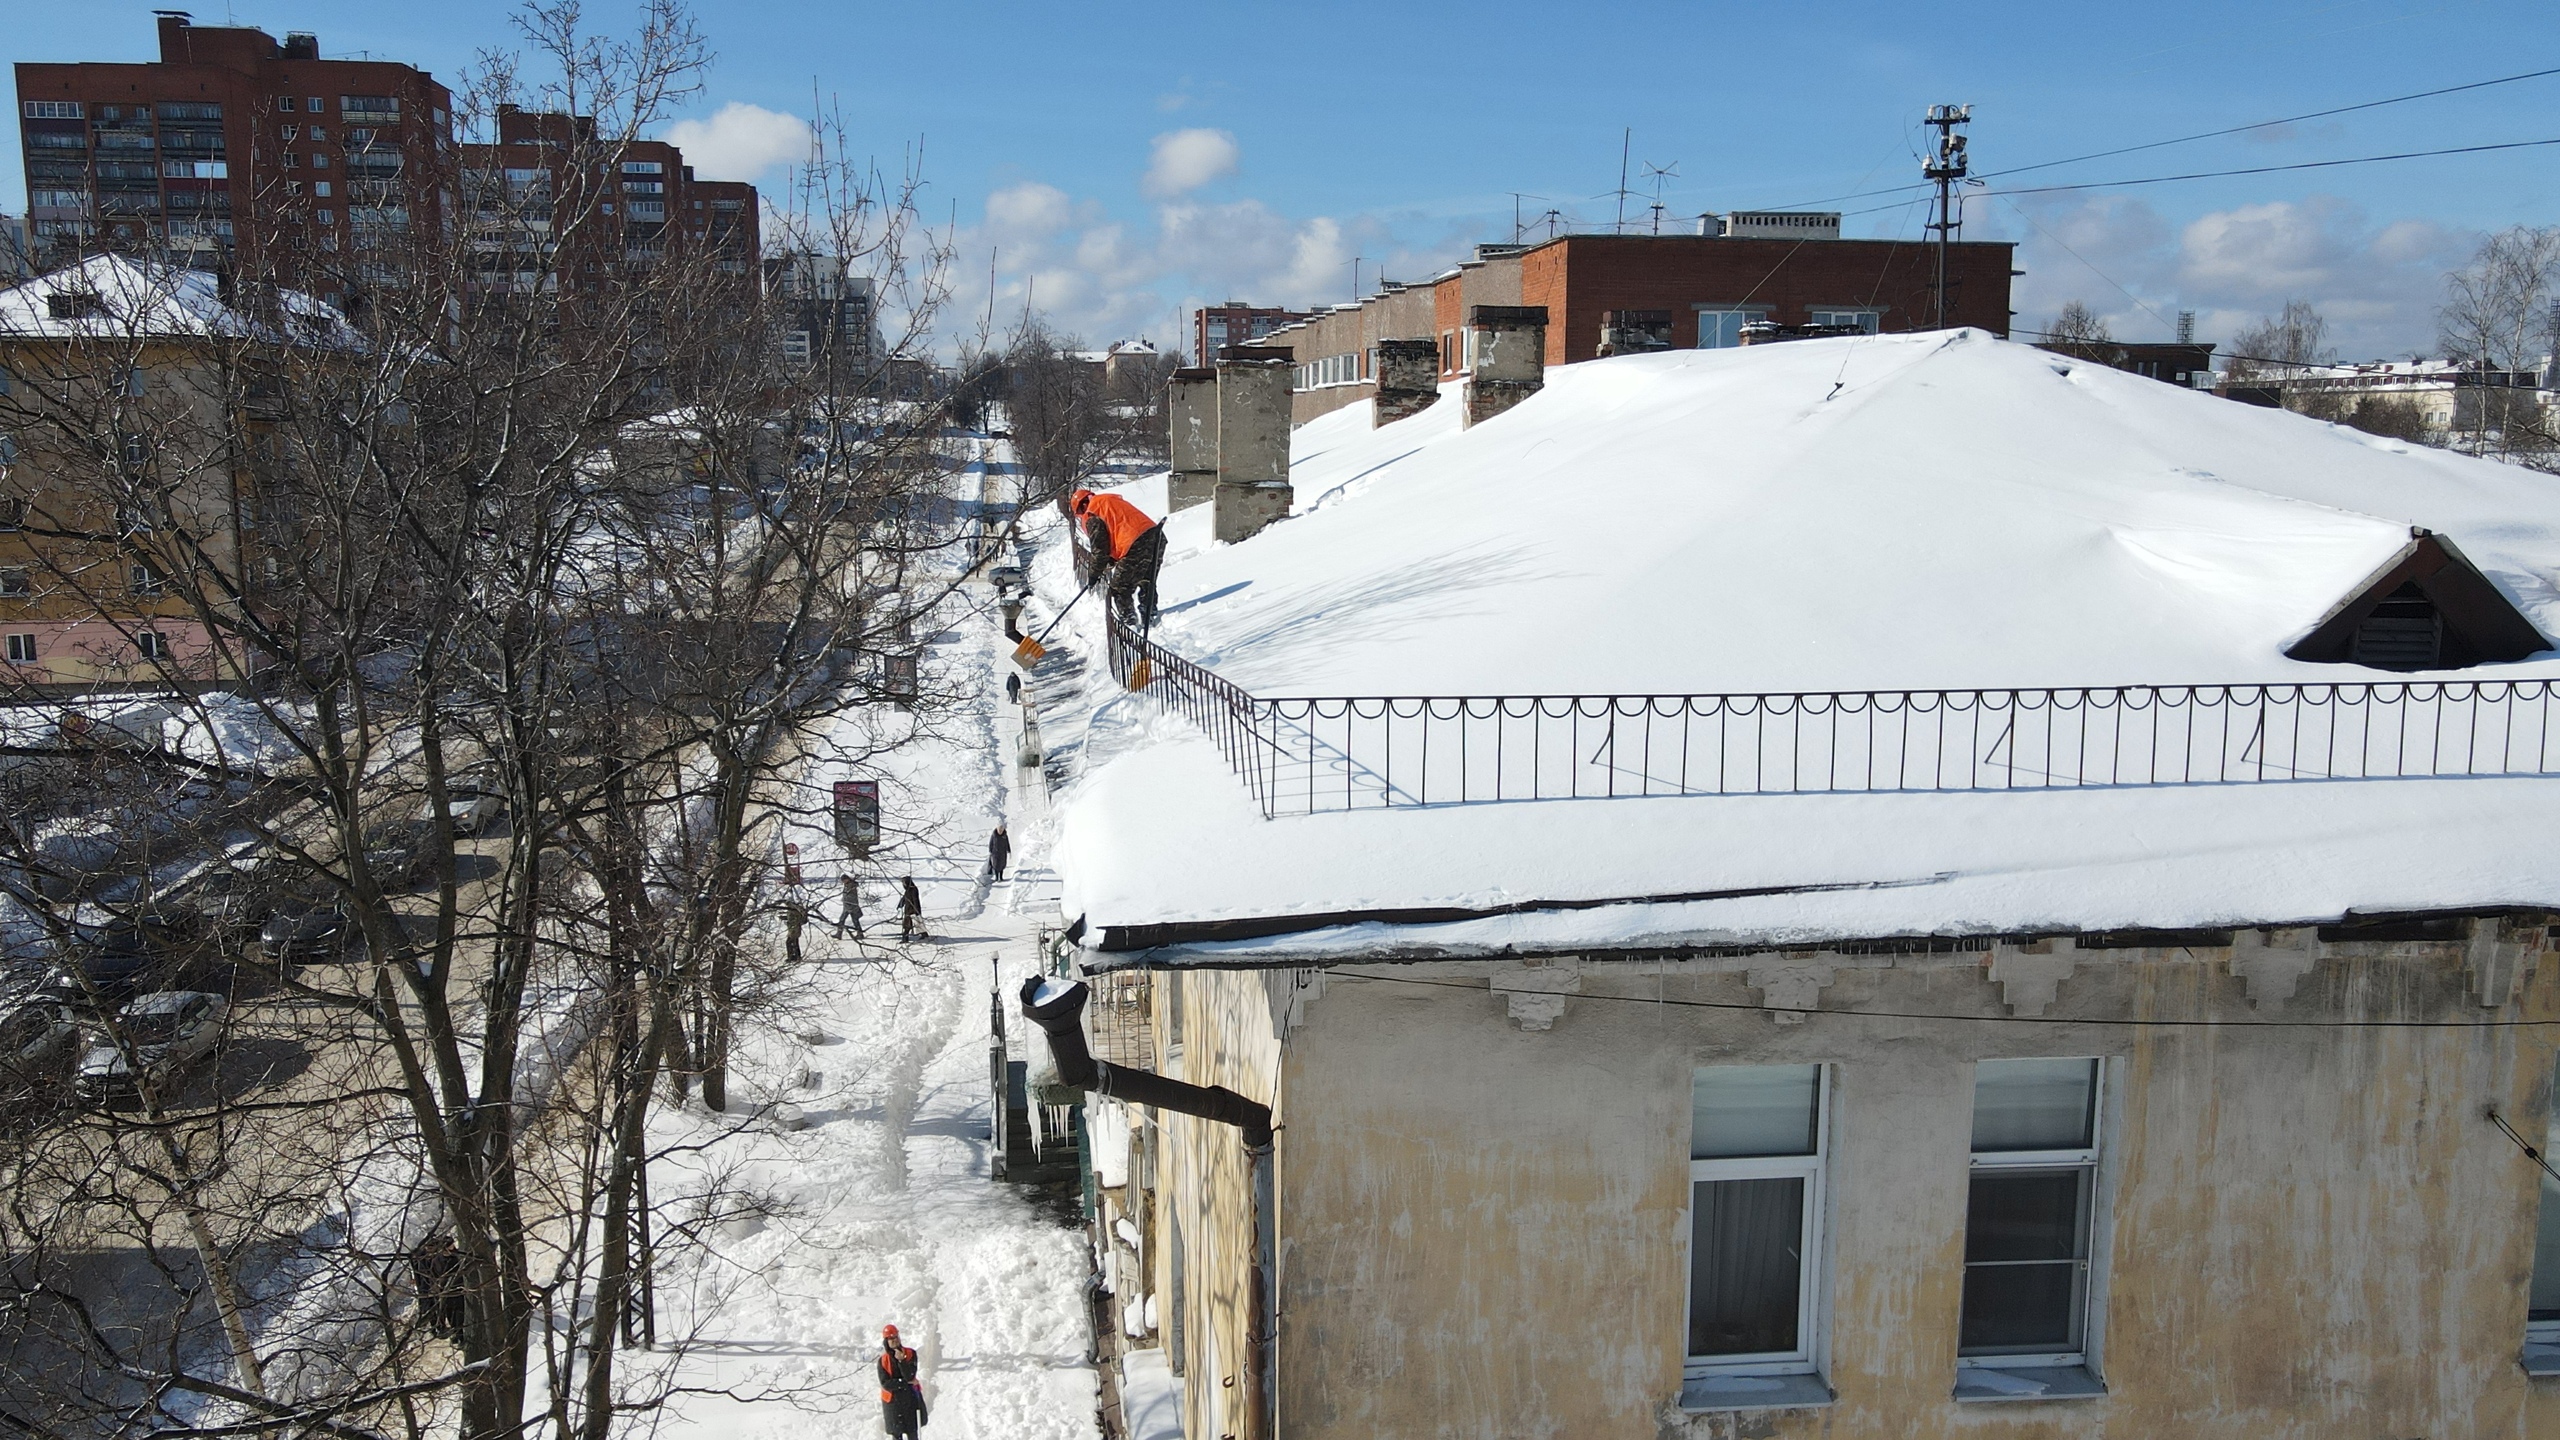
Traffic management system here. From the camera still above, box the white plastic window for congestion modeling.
[1960,1059,2100,1369]
[1688,1064,1826,1377]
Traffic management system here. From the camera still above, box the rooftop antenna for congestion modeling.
[1923,103,1973,328]
[1351,255,1362,300]
[2176,310,2196,345]
[1642,160,1679,236]
[1612,128,1634,234]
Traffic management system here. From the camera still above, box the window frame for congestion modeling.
[1684,1063,1830,1381]
[134,630,166,661]
[1959,1058,2104,1374]
[3,633,36,664]
[0,567,29,599]
[1694,304,1772,349]
[1808,306,1886,335]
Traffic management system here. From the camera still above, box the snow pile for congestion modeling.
[1049,333,2560,948]
[1142,331,2560,697]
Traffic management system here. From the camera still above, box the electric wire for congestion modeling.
[1747,63,2560,212]
[1834,137,2560,220]
[1328,967,2560,1030]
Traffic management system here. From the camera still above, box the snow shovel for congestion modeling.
[1124,615,1154,692]
[1010,581,1090,667]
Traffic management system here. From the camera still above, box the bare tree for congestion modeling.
[2440,226,2560,466]
[2042,300,2114,359]
[2225,299,2332,379]
[0,2,993,1437]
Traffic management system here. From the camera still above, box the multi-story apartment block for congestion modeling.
[457,107,759,299]
[766,249,881,385]
[0,255,332,690]
[14,14,455,304]
[1193,302,1308,365]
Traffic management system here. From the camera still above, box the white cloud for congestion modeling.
[660,102,813,182]
[985,182,1079,238]
[2002,194,2478,359]
[1142,129,1239,199]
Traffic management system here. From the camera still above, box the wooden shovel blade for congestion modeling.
[1011,635,1047,666]
[1126,657,1153,691]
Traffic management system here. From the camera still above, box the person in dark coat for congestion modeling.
[1005,671,1022,704]
[898,876,925,942]
[987,824,1011,881]
[878,1323,926,1437]
[839,874,864,939]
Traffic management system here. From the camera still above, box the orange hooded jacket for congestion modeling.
[1070,490,1157,559]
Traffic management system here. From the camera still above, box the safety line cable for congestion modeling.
[2488,1108,2560,1187]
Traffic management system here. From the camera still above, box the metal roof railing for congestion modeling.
[1105,618,2560,819]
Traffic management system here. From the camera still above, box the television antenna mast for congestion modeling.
[1923,103,1972,328]
[1609,128,1635,233]
[1642,160,1680,235]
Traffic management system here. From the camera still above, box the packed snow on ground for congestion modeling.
[636,432,1097,1440]
[1041,333,2560,945]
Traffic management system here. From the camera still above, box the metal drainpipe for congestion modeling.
[1020,976,1276,1440]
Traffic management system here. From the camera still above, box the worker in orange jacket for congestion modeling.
[1069,488,1165,628]
[879,1324,927,1437]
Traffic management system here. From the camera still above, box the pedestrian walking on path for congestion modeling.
[877,1324,928,1437]
[898,876,926,942]
[839,874,864,939]
[783,897,807,966]
[1070,488,1165,628]
[988,824,1011,882]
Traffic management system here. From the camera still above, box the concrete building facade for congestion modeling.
[457,107,759,300]
[1099,921,2560,1440]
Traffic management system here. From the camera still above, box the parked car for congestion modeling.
[77,990,227,1102]
[419,780,505,837]
[259,897,356,968]
[361,819,441,889]
[57,910,219,1003]
[0,986,81,1118]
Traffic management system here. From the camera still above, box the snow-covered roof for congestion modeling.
[1054,331,2560,955]
[1156,330,2560,696]
[0,254,357,346]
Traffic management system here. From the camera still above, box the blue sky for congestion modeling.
[9,0,2558,357]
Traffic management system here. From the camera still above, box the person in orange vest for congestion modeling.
[1069,488,1165,628]
[878,1323,927,1437]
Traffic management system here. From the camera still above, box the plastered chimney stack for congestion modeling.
[1373,339,1440,426]
[1213,346,1293,543]
[1463,305,1548,427]
[1166,367,1218,511]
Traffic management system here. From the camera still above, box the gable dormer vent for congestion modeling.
[2348,584,2442,670]
[2288,530,2547,672]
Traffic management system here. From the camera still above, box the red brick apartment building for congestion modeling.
[458,107,760,298]
[15,14,455,302]
[1267,224,2017,423]
[1193,302,1309,365]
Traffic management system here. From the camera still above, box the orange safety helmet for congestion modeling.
[882,1323,900,1342]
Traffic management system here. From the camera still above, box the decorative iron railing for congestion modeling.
[1104,619,2560,818]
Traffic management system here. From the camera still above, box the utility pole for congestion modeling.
[1923,103,1972,329]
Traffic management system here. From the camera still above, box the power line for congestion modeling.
[1329,968,2560,1030]
[1837,136,2560,218]
[1749,62,2560,213]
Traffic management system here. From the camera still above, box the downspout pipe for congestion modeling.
[1019,977,1276,1440]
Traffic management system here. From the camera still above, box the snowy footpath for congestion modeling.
[639,454,1097,1440]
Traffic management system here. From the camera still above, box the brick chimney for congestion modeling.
[1373,339,1440,426]
[1213,347,1293,543]
[1463,305,1547,427]
[1166,367,1217,511]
